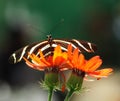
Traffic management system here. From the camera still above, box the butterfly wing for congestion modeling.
[9,41,48,64]
[9,39,97,64]
[70,39,97,52]
[53,39,97,53]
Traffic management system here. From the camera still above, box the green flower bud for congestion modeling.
[67,69,85,92]
[44,68,59,90]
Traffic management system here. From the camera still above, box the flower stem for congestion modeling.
[48,87,53,101]
[64,89,74,101]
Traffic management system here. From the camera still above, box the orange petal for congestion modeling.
[53,45,61,63]
[67,44,73,60]
[53,45,68,66]
[88,68,113,78]
[39,50,51,66]
[62,52,68,59]
[23,57,45,71]
[46,56,53,65]
[54,56,66,66]
[29,53,41,64]
[72,48,79,67]
[84,56,101,71]
[61,61,73,70]
[88,59,102,72]
[23,57,35,68]
[78,54,85,69]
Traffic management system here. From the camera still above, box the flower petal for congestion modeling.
[39,50,51,66]
[71,48,79,68]
[53,45,61,63]
[53,45,68,67]
[67,44,72,60]
[54,56,65,66]
[78,54,85,69]
[88,68,113,78]
[23,57,45,71]
[84,56,102,72]
[29,53,41,64]
[88,59,102,72]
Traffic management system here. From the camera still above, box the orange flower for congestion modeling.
[67,44,113,79]
[23,45,69,93]
[23,45,68,71]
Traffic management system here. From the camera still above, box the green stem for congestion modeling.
[48,87,53,101]
[64,89,74,101]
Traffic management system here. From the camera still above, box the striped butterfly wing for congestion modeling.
[9,39,97,64]
[53,39,97,53]
[9,41,48,64]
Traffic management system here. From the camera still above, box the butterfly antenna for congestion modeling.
[49,19,64,34]
[27,24,47,35]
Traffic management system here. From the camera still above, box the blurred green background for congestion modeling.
[0,0,120,101]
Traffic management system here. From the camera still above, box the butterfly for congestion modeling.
[9,35,97,64]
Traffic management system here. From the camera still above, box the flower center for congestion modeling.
[45,67,59,73]
[72,68,85,78]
